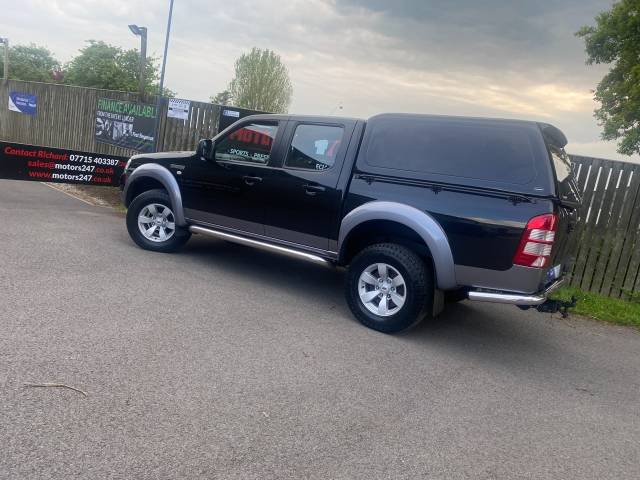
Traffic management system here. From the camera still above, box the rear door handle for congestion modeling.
[243,175,263,186]
[303,184,326,196]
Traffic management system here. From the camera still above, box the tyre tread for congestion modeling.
[345,243,433,333]
[126,189,190,253]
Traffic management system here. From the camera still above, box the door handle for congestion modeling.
[243,175,263,186]
[303,184,326,196]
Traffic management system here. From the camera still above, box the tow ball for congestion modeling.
[518,296,577,318]
[536,297,577,318]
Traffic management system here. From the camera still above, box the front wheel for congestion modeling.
[126,189,191,253]
[345,243,434,333]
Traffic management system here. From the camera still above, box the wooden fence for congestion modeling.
[567,156,640,298]
[1,80,639,298]
[0,79,221,157]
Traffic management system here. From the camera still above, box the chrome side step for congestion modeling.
[467,278,565,306]
[189,225,332,266]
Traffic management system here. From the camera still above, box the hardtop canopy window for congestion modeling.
[364,118,541,185]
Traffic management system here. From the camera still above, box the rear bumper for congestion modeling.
[467,278,564,306]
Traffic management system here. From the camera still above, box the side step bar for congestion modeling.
[189,225,332,267]
[467,278,565,306]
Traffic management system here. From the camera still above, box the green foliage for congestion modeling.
[210,90,232,106]
[227,48,293,113]
[64,40,160,94]
[577,0,640,156]
[622,289,640,304]
[551,286,640,328]
[0,43,60,82]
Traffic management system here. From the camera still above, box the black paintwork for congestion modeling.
[123,113,578,273]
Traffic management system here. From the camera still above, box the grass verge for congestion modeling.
[550,286,640,328]
[47,184,126,213]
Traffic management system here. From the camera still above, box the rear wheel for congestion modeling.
[345,243,433,333]
[126,189,190,252]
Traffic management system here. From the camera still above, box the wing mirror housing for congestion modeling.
[196,139,214,160]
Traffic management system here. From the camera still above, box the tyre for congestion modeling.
[345,243,434,333]
[126,189,191,253]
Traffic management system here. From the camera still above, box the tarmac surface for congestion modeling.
[1,179,639,479]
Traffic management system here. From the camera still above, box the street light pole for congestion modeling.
[128,25,147,99]
[153,0,175,151]
[0,37,9,81]
[138,28,147,98]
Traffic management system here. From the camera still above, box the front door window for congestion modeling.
[215,122,279,165]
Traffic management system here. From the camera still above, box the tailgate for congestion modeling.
[546,143,581,283]
[548,204,578,282]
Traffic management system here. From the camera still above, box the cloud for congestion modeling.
[568,141,640,164]
[0,0,638,162]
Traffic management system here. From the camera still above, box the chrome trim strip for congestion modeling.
[467,278,564,306]
[189,225,333,266]
[186,215,338,259]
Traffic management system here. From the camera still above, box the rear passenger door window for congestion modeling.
[285,124,344,171]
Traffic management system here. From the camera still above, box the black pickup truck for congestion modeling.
[121,113,581,333]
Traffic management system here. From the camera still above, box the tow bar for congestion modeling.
[535,296,577,318]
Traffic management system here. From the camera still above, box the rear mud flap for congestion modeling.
[432,289,445,317]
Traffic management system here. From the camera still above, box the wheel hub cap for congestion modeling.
[138,203,176,243]
[358,263,406,317]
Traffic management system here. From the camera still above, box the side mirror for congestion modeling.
[196,139,214,160]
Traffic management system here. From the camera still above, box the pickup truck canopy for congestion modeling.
[356,113,558,197]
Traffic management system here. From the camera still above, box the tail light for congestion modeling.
[513,213,558,268]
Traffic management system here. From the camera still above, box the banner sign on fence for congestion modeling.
[167,98,191,120]
[0,141,127,187]
[95,98,156,153]
[218,106,267,132]
[8,91,37,115]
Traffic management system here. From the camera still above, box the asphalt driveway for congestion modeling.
[1,179,639,479]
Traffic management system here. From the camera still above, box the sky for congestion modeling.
[1,0,638,163]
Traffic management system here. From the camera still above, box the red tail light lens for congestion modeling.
[513,214,558,268]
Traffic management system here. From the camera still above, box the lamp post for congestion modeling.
[128,24,147,99]
[0,37,8,81]
[153,0,175,151]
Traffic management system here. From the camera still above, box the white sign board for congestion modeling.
[222,109,240,118]
[167,98,190,120]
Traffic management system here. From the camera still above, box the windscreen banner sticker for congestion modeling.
[95,98,156,153]
[0,141,127,187]
[218,106,267,132]
[8,91,37,115]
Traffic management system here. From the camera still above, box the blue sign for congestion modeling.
[8,91,37,115]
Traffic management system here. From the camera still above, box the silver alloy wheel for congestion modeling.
[137,203,176,243]
[358,262,407,317]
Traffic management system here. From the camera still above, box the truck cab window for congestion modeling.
[285,124,344,171]
[215,122,278,165]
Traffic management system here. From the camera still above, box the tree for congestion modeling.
[577,0,640,156]
[0,43,60,82]
[210,89,232,106]
[64,40,161,95]
[227,48,292,113]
